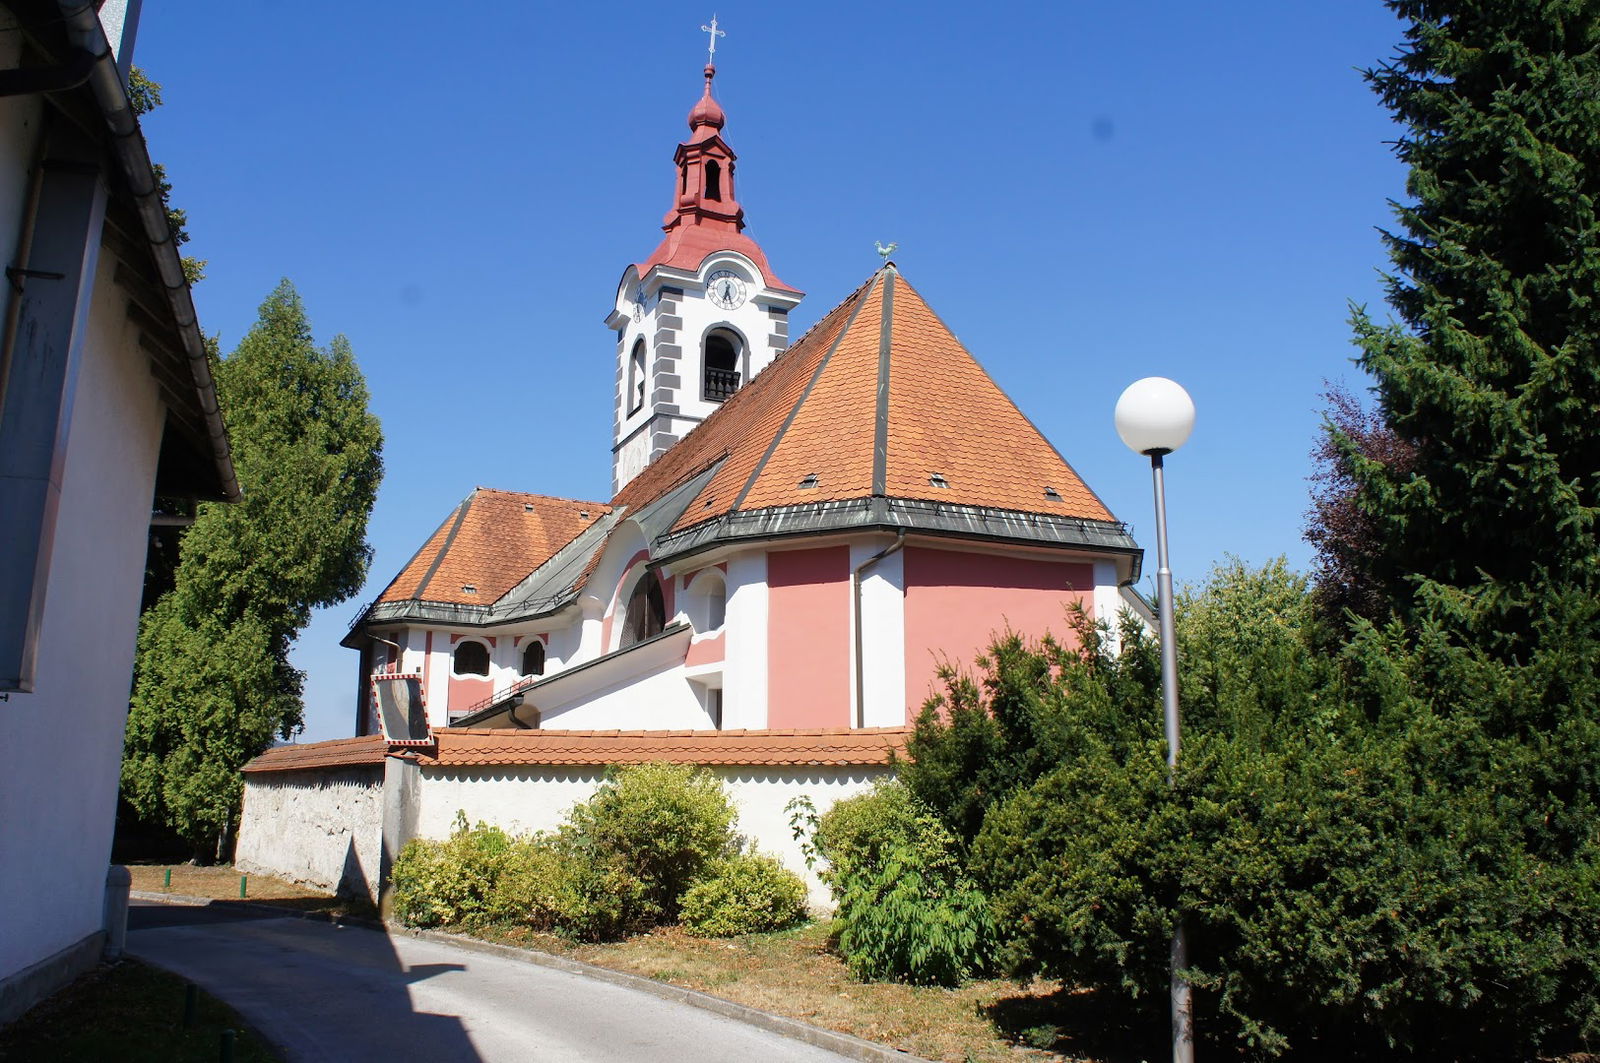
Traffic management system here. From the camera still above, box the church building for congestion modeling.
[340,60,1145,736]
[239,47,1149,904]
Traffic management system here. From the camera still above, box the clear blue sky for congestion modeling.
[135,2,1411,742]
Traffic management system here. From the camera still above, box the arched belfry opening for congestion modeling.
[703,329,742,402]
[628,339,646,414]
[704,159,722,201]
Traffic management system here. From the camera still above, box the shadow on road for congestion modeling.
[130,840,482,1062]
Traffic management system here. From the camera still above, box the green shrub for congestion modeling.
[680,852,808,937]
[390,813,514,929]
[566,762,736,927]
[816,781,994,986]
[487,833,651,941]
[921,561,1600,1058]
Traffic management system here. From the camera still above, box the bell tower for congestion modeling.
[605,36,803,495]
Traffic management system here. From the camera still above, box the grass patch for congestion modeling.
[128,863,377,921]
[0,958,278,1062]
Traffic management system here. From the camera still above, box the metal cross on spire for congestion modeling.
[701,15,725,65]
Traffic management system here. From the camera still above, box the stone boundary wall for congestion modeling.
[236,765,385,902]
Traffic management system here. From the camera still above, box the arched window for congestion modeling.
[521,641,545,677]
[703,329,742,402]
[621,574,666,648]
[453,641,489,677]
[704,159,722,201]
[628,339,646,414]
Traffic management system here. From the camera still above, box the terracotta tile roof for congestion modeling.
[359,265,1126,632]
[375,488,611,607]
[242,735,387,774]
[620,265,1116,535]
[410,727,909,767]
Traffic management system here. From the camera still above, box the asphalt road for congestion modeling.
[128,900,865,1063]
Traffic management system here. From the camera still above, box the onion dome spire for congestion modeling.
[688,64,726,134]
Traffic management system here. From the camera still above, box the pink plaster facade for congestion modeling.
[902,546,1094,708]
[685,631,726,667]
[767,546,851,728]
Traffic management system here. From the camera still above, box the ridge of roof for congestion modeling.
[888,271,1122,525]
[727,272,883,513]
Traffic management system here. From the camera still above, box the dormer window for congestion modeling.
[628,339,646,414]
[703,329,742,402]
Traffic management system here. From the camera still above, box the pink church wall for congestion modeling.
[902,546,1094,709]
[685,631,726,667]
[767,546,851,728]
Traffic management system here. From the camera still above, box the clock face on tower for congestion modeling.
[707,269,747,310]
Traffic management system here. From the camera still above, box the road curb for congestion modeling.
[132,894,931,1062]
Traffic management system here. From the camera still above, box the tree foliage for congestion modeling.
[1313,2,1600,643]
[127,66,204,284]
[123,281,382,849]
[909,561,1600,1058]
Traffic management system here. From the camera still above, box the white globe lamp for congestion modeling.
[1114,374,1196,1063]
[1115,377,1196,456]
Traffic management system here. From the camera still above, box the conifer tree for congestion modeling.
[1320,2,1600,642]
[122,281,383,852]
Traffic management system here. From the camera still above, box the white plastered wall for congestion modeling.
[852,541,906,727]
[723,549,768,728]
[0,250,165,981]
[1092,560,1123,654]
[414,763,890,908]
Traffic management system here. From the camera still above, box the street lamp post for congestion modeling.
[1114,376,1196,1063]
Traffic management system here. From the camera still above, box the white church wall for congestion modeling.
[723,549,769,728]
[0,253,164,994]
[1093,560,1124,653]
[236,767,385,901]
[540,660,712,730]
[853,541,907,728]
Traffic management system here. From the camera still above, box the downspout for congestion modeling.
[851,532,905,728]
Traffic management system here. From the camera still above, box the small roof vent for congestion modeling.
[929,473,950,489]
[524,503,535,513]
[461,584,478,595]
[579,510,589,519]
[1044,486,1063,501]
[798,473,819,489]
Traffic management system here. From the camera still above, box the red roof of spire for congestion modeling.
[631,63,798,294]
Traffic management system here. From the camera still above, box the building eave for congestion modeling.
[652,496,1144,580]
